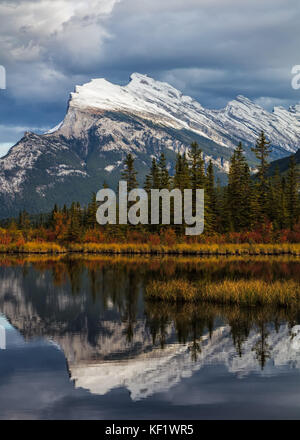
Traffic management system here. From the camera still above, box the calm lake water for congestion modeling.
[0,255,300,420]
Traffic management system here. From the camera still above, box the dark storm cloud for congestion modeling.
[0,0,299,152]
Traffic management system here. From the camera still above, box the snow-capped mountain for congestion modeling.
[3,294,300,402]
[61,73,300,153]
[70,323,300,401]
[0,73,299,217]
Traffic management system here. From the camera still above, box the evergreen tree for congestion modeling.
[173,153,190,232]
[189,142,205,218]
[158,152,170,189]
[148,158,160,189]
[144,173,153,194]
[62,204,68,216]
[267,167,287,229]
[121,153,138,192]
[215,179,227,233]
[173,153,190,190]
[49,204,59,228]
[87,192,98,229]
[67,202,82,241]
[189,142,205,190]
[205,160,217,232]
[286,155,300,229]
[249,182,262,230]
[251,131,271,210]
[18,210,31,230]
[227,143,251,230]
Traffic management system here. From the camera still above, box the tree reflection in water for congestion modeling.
[0,255,299,370]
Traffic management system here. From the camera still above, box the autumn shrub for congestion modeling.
[148,234,161,246]
[162,229,176,247]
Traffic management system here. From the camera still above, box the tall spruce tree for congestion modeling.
[286,155,300,229]
[158,152,170,189]
[174,153,190,190]
[173,153,190,233]
[205,160,217,232]
[189,142,205,190]
[251,131,271,211]
[121,153,138,192]
[189,142,206,226]
[267,167,287,230]
[87,192,98,229]
[227,142,251,230]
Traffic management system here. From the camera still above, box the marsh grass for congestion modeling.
[146,279,300,307]
[0,241,67,254]
[0,241,299,255]
[68,242,300,255]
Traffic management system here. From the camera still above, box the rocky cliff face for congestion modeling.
[0,73,299,217]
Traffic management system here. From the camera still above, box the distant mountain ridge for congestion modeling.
[0,73,299,218]
[268,148,300,176]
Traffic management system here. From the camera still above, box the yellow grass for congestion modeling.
[146,279,300,306]
[0,241,67,254]
[0,241,299,256]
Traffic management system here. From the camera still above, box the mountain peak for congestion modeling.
[1,73,300,218]
[54,73,300,156]
[128,72,182,97]
[236,94,253,103]
[64,73,205,134]
[225,94,256,109]
[129,72,150,83]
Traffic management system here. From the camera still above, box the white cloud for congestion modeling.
[254,97,294,111]
[1,0,300,144]
[0,0,121,97]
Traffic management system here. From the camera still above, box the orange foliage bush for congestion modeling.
[148,234,160,246]
[83,229,104,243]
[162,229,176,247]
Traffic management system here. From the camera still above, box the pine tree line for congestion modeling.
[7,132,300,239]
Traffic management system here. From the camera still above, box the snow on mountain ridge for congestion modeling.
[67,73,210,138]
[289,104,300,122]
[0,73,299,218]
[55,73,300,153]
[70,323,300,401]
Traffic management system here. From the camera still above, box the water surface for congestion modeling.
[0,255,300,420]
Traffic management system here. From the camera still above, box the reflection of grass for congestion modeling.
[145,301,297,325]
[0,241,299,255]
[146,279,300,306]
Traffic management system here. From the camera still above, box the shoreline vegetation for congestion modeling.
[0,133,298,313]
[0,133,299,257]
[0,241,299,256]
[146,279,300,307]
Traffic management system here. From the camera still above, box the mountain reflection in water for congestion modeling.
[0,255,300,419]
